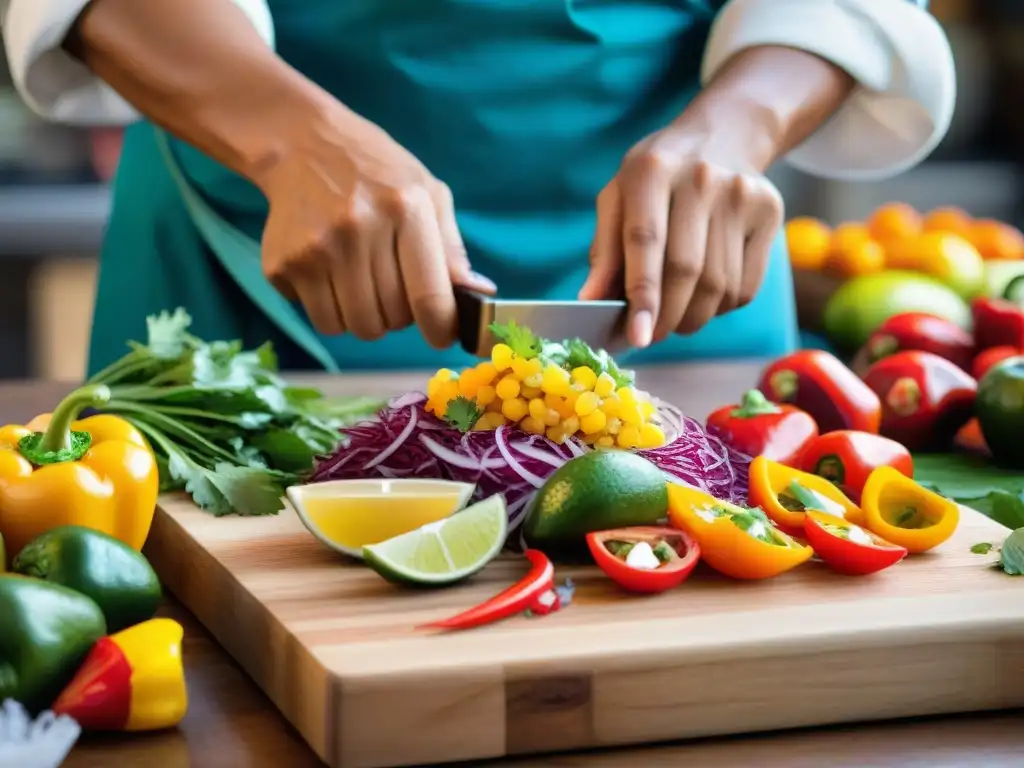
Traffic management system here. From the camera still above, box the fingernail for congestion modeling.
[468,270,497,293]
[631,310,653,348]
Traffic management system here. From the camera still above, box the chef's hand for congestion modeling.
[258,109,495,347]
[579,125,784,348]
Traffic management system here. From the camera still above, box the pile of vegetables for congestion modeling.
[311,323,751,530]
[81,309,384,516]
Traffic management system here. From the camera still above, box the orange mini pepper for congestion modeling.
[53,618,188,731]
[859,466,960,554]
[0,385,158,562]
[667,483,813,580]
[748,455,864,534]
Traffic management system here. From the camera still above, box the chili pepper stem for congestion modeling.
[730,389,781,418]
[39,385,112,453]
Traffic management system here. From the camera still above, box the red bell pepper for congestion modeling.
[758,350,881,434]
[972,345,1021,381]
[972,298,1024,351]
[862,350,977,451]
[864,312,974,372]
[705,390,818,466]
[799,430,913,503]
[51,618,187,732]
[586,526,700,593]
[803,511,908,576]
[419,549,553,631]
[954,418,989,455]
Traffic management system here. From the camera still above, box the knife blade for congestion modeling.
[454,286,628,357]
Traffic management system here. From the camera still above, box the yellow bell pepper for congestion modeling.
[859,466,960,554]
[667,483,814,580]
[52,618,188,731]
[748,455,864,533]
[0,384,158,562]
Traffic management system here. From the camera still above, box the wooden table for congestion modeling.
[4,373,1023,768]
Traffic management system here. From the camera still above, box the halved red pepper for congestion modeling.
[419,549,553,632]
[748,455,864,533]
[972,298,1024,351]
[862,350,976,451]
[705,390,818,466]
[799,430,913,504]
[586,526,700,593]
[972,345,1021,381]
[758,350,881,434]
[864,312,974,373]
[803,510,908,575]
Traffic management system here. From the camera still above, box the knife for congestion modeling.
[454,285,628,357]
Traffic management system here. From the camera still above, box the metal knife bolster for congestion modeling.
[454,286,628,358]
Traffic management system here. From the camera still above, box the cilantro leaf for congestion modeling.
[489,320,542,359]
[146,308,196,360]
[444,396,483,432]
[999,529,1024,575]
[971,542,995,555]
[913,454,1024,529]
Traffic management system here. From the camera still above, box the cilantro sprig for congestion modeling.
[443,396,483,432]
[488,321,636,388]
[86,308,384,516]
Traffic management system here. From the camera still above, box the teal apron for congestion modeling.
[88,0,798,376]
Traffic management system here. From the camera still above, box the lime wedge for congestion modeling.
[362,494,508,585]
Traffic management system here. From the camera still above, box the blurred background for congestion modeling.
[0,0,1019,380]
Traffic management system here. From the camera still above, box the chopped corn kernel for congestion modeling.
[511,357,532,379]
[541,365,571,396]
[475,361,498,383]
[639,422,665,449]
[580,409,607,435]
[617,387,637,406]
[542,408,561,427]
[491,344,514,371]
[594,372,616,398]
[617,424,641,449]
[473,411,506,430]
[501,397,529,422]
[495,376,521,401]
[597,435,615,448]
[574,391,601,417]
[476,385,496,406]
[523,373,543,389]
[528,397,548,421]
[619,402,642,426]
[571,366,598,390]
[519,416,546,435]
[521,385,542,400]
[561,415,580,435]
[546,426,566,444]
[600,395,622,418]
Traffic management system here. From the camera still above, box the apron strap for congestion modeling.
[154,129,339,372]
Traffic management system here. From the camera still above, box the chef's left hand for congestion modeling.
[579,125,784,348]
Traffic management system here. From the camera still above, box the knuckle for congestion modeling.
[385,185,433,220]
[697,270,728,297]
[691,160,718,194]
[625,223,664,249]
[623,148,674,182]
[431,181,455,210]
[626,275,660,307]
[662,256,700,285]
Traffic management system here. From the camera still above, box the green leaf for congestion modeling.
[999,528,1024,575]
[913,453,1024,529]
[970,542,995,555]
[146,308,195,360]
[489,320,542,359]
[443,396,483,432]
[250,428,323,474]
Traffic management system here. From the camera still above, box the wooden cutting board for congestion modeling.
[143,495,1024,768]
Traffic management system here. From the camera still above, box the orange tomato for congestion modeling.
[867,202,922,244]
[922,206,973,239]
[884,232,984,297]
[968,219,1024,261]
[826,239,885,278]
[830,222,872,254]
[785,217,831,271]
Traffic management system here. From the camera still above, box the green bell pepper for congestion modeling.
[977,356,1024,468]
[12,526,162,634]
[0,575,107,713]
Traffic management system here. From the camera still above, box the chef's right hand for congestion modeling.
[257,109,495,347]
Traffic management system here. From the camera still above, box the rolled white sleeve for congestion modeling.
[701,0,956,181]
[1,0,275,126]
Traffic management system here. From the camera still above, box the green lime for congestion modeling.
[523,450,669,550]
[362,494,508,586]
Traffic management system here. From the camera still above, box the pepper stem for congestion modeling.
[730,389,781,419]
[18,384,111,466]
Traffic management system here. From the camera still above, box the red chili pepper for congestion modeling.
[758,350,881,434]
[419,549,553,631]
[706,390,818,467]
[863,312,974,372]
[972,345,1021,381]
[799,430,913,503]
[803,511,907,576]
[862,350,977,451]
[586,526,700,593]
[953,418,989,455]
[972,298,1024,351]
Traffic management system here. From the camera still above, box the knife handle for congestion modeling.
[453,285,490,354]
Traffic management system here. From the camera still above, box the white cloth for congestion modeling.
[2,0,955,179]
[702,0,956,180]
[0,0,274,125]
